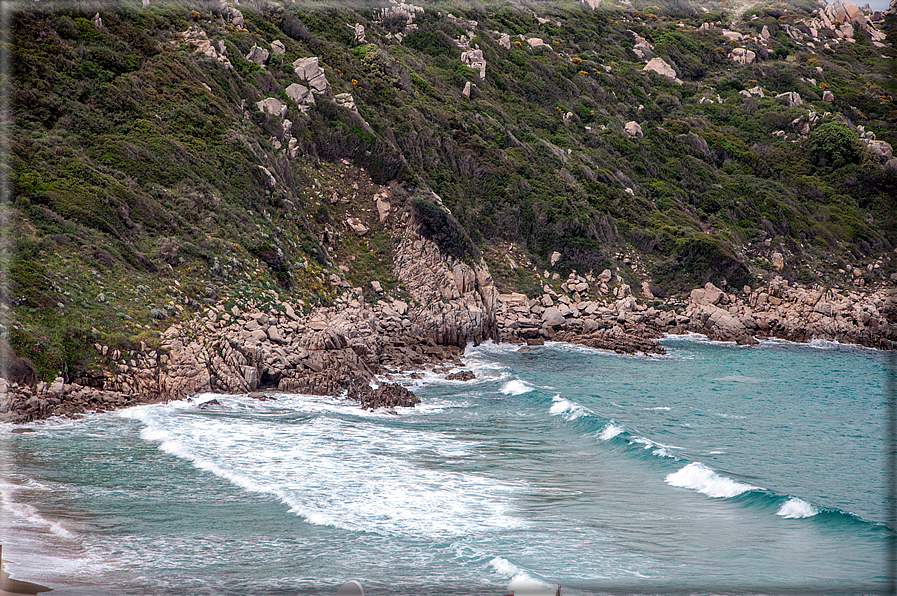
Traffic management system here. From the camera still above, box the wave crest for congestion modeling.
[549,395,593,420]
[777,497,819,519]
[501,380,535,395]
[665,462,758,498]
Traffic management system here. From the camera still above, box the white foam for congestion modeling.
[643,406,672,411]
[123,401,525,538]
[465,340,525,357]
[383,366,495,389]
[662,332,739,346]
[777,497,819,519]
[809,338,842,349]
[665,462,758,498]
[549,395,593,421]
[662,331,710,342]
[758,336,877,352]
[0,478,74,539]
[629,436,682,459]
[489,557,555,596]
[598,423,624,441]
[501,379,535,395]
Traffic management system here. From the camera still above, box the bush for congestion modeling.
[808,121,861,168]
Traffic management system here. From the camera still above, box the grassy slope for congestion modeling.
[4,0,896,383]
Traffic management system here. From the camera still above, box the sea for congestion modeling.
[0,334,893,595]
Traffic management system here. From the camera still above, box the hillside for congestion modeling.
[3,0,897,385]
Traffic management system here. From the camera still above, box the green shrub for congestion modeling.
[808,121,861,168]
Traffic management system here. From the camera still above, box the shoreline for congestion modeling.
[1,213,894,425]
[1,278,893,426]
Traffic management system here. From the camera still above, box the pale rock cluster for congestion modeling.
[245,45,269,66]
[334,93,358,113]
[347,23,366,44]
[378,0,423,42]
[461,49,487,80]
[776,0,891,51]
[286,83,315,108]
[178,26,232,69]
[256,97,287,118]
[739,86,764,98]
[776,91,803,107]
[729,47,756,65]
[293,57,331,95]
[629,31,654,59]
[227,6,244,29]
[857,126,895,164]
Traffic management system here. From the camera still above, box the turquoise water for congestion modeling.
[0,335,892,595]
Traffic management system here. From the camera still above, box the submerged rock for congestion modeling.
[445,370,475,381]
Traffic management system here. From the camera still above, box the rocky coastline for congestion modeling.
[2,210,894,425]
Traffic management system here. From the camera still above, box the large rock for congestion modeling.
[864,139,893,161]
[286,83,314,106]
[227,7,244,28]
[624,121,643,137]
[643,57,678,82]
[245,45,269,65]
[347,217,369,236]
[776,92,803,107]
[293,57,330,94]
[541,307,566,328]
[180,27,232,69]
[843,0,863,21]
[348,23,365,43]
[48,377,65,399]
[271,40,286,55]
[256,97,287,118]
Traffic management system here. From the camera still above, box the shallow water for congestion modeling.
[0,336,891,595]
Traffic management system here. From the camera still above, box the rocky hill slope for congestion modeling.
[2,0,896,403]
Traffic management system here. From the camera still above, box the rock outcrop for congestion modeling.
[624,121,643,137]
[730,47,756,65]
[179,26,232,69]
[245,45,269,66]
[293,57,330,95]
[643,57,680,83]
[776,92,803,107]
[461,48,486,80]
[256,97,287,118]
[286,83,315,108]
